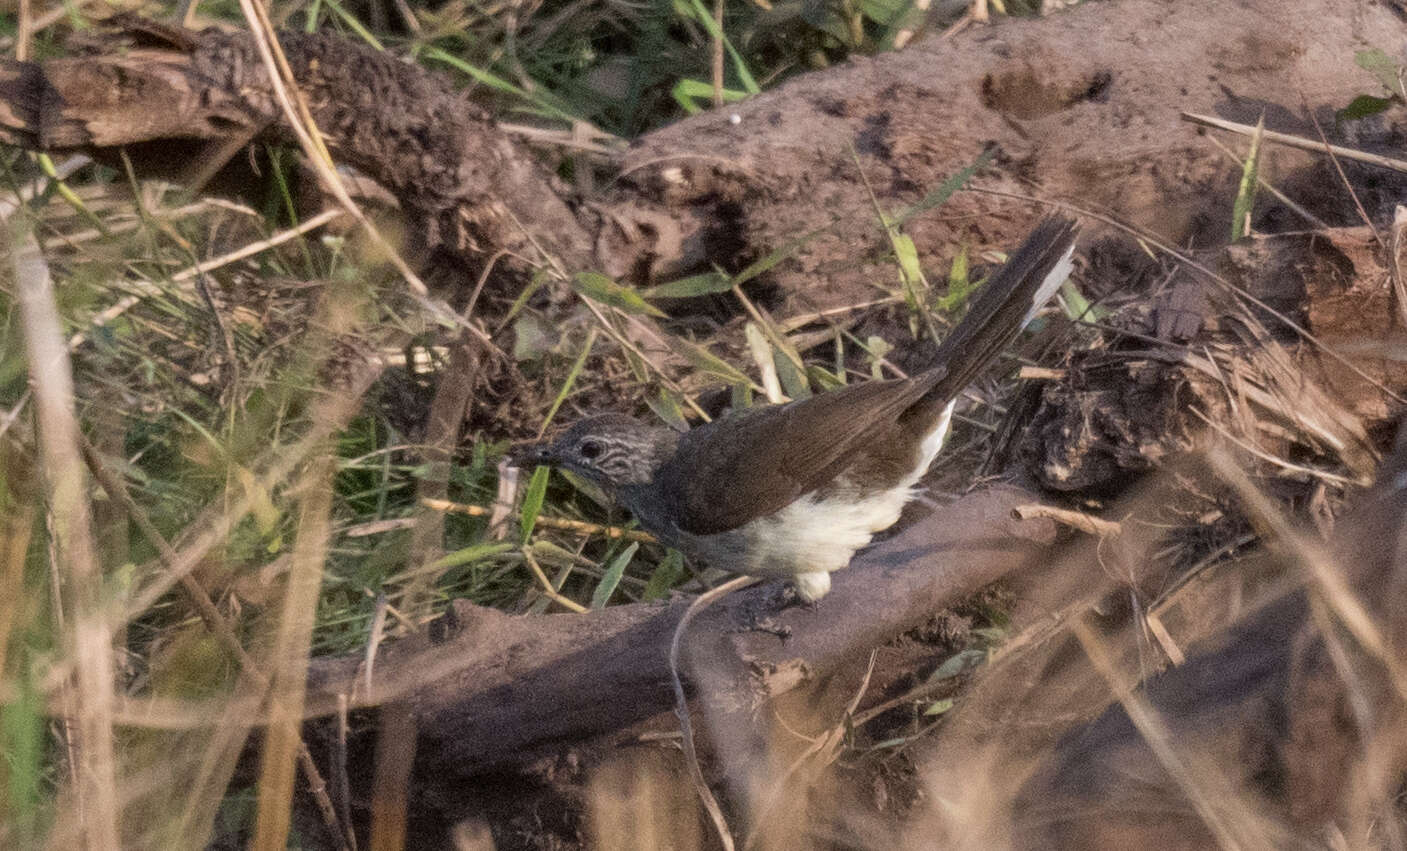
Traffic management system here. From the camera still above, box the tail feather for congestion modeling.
[908,215,1078,420]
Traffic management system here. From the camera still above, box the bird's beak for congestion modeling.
[506,440,556,469]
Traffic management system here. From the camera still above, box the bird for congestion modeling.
[509,216,1079,602]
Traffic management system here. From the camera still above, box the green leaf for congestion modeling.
[519,465,551,544]
[422,541,516,576]
[1,668,44,843]
[571,272,667,318]
[319,0,386,50]
[560,468,611,508]
[922,697,955,716]
[928,648,986,682]
[858,0,909,26]
[1230,116,1264,242]
[890,230,926,318]
[774,346,812,399]
[876,0,927,49]
[806,365,846,391]
[671,79,750,114]
[947,243,970,290]
[864,334,893,381]
[669,337,755,386]
[233,465,280,537]
[934,246,976,312]
[1339,94,1396,121]
[868,737,910,750]
[642,550,686,600]
[646,388,691,432]
[892,231,923,289]
[644,271,733,299]
[730,381,754,411]
[591,542,638,609]
[1059,279,1105,323]
[503,269,550,326]
[422,47,582,124]
[731,223,834,288]
[1356,48,1407,99]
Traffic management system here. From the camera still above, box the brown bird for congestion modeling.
[511,216,1079,601]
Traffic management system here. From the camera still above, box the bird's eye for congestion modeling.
[578,439,603,460]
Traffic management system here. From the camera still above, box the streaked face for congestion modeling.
[509,414,678,490]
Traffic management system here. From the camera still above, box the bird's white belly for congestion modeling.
[745,486,915,576]
[678,397,956,580]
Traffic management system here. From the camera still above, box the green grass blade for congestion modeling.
[591,541,638,609]
[540,329,597,433]
[422,47,581,125]
[519,465,551,544]
[891,148,996,228]
[646,388,691,431]
[684,0,761,94]
[642,549,685,600]
[671,79,750,115]
[644,271,733,299]
[572,272,668,318]
[319,0,386,50]
[774,345,811,399]
[1058,279,1105,323]
[668,337,756,386]
[420,541,516,577]
[1231,116,1264,241]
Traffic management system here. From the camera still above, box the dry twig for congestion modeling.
[668,575,757,851]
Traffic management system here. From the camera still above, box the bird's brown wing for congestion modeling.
[654,372,943,535]
[654,214,1079,535]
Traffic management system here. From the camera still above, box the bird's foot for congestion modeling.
[735,610,792,639]
[726,582,800,637]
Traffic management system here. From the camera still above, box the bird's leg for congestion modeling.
[791,571,831,603]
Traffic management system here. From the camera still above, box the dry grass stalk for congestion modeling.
[10,217,120,848]
[79,436,352,846]
[234,0,426,299]
[1069,616,1279,850]
[397,338,480,617]
[108,355,383,640]
[1181,112,1407,175]
[67,207,346,351]
[1177,306,1377,484]
[976,187,1404,405]
[1011,503,1121,537]
[1207,447,1407,705]
[422,496,657,542]
[252,452,338,848]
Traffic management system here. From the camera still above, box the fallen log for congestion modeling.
[306,484,1057,778]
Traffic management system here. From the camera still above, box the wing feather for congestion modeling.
[657,215,1078,535]
[657,374,942,535]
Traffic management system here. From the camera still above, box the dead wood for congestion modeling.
[1006,431,1407,848]
[1,0,1405,308]
[0,18,595,285]
[304,485,1056,779]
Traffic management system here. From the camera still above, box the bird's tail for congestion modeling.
[909,215,1079,419]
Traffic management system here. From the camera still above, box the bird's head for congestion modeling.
[507,413,680,491]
